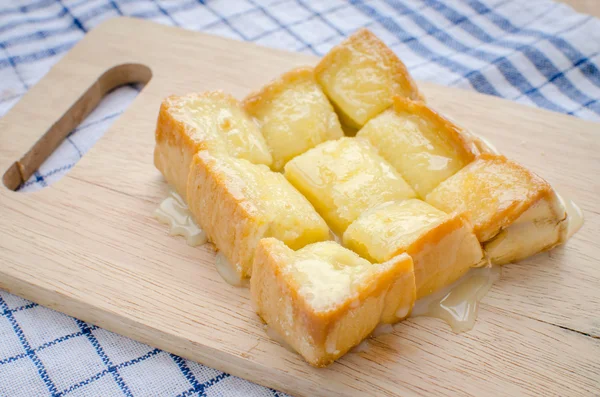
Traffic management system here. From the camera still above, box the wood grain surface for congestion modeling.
[0,17,598,396]
[559,0,600,18]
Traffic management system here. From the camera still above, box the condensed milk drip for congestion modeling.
[350,340,370,354]
[215,252,248,288]
[411,265,501,333]
[154,191,207,246]
[264,325,295,353]
[560,194,584,239]
[473,134,500,154]
[466,131,500,154]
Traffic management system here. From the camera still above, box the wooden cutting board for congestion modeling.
[0,17,598,396]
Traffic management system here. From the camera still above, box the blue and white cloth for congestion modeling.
[1,0,599,395]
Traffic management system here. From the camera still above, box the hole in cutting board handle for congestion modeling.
[2,63,152,191]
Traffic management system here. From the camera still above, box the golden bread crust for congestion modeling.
[357,97,479,197]
[482,189,567,265]
[154,91,272,197]
[316,29,422,101]
[315,28,422,128]
[187,152,264,277]
[251,238,415,367]
[426,154,556,242]
[187,152,329,278]
[242,67,343,170]
[407,212,482,298]
[152,27,572,368]
[344,199,482,299]
[242,67,315,113]
[284,137,416,235]
[390,96,479,163]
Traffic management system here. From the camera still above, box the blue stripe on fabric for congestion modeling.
[66,137,83,158]
[0,40,75,70]
[569,94,600,115]
[512,34,599,100]
[465,0,600,90]
[170,354,202,392]
[56,348,162,396]
[0,0,347,69]
[108,0,200,22]
[67,111,123,137]
[0,295,59,395]
[348,0,503,98]
[19,164,73,189]
[0,325,100,365]
[175,387,198,397]
[173,372,230,397]
[199,0,250,40]
[56,0,86,32]
[0,0,57,16]
[34,171,47,187]
[201,0,288,33]
[423,0,598,113]
[382,0,570,114]
[0,41,29,90]
[297,20,377,53]
[1,302,39,315]
[152,0,180,26]
[294,0,345,36]
[75,320,134,397]
[110,1,123,15]
[247,0,318,54]
[0,0,136,46]
[0,351,27,365]
[0,24,79,49]
[118,348,162,368]
[58,369,111,396]
[76,3,115,26]
[199,372,230,396]
[0,8,69,35]
[248,3,349,46]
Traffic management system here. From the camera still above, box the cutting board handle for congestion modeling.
[2,63,152,191]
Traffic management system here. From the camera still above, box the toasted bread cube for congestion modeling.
[315,29,421,129]
[186,152,329,278]
[284,138,417,236]
[357,97,479,197]
[243,67,344,170]
[344,199,483,299]
[426,154,567,264]
[154,91,272,197]
[251,238,415,367]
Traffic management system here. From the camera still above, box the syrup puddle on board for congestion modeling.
[154,191,207,246]
[351,265,501,356]
[411,264,501,333]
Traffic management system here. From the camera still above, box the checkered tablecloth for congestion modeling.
[1,0,599,396]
